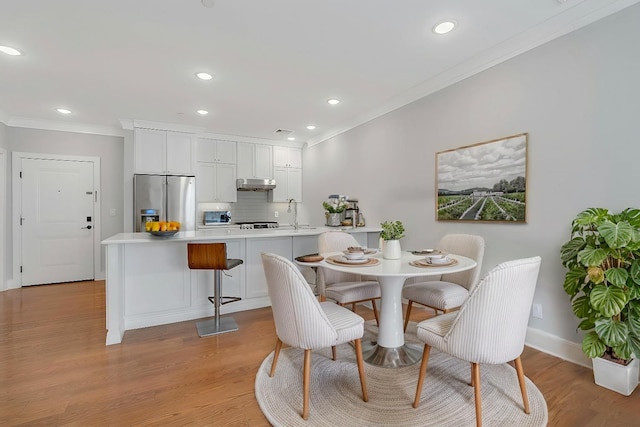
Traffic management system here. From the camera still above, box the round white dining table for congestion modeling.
[309,250,477,368]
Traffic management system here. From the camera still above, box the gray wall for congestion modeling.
[6,128,124,281]
[304,4,640,347]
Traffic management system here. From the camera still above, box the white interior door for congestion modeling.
[21,158,95,285]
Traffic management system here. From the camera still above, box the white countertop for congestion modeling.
[101,226,382,245]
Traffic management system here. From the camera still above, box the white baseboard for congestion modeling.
[525,326,591,369]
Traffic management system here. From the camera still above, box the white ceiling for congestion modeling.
[0,0,637,144]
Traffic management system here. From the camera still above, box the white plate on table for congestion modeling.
[336,256,371,264]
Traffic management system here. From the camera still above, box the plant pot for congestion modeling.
[326,213,341,227]
[592,356,639,396]
[382,239,401,260]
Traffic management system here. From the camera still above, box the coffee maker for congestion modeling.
[344,198,359,226]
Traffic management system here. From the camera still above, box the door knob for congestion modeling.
[82,225,92,229]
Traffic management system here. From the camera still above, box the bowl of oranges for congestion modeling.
[146,221,181,237]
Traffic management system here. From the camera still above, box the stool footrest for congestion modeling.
[207,296,242,306]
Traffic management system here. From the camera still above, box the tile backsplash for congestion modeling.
[197,191,297,225]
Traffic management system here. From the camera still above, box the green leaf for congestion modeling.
[574,208,611,227]
[626,301,640,334]
[605,267,629,287]
[612,340,634,361]
[590,285,628,317]
[571,295,592,318]
[595,318,628,346]
[560,238,586,266]
[582,331,607,358]
[626,333,640,360]
[619,208,640,229]
[578,317,596,331]
[599,220,633,249]
[563,268,586,295]
[630,260,640,285]
[577,247,608,267]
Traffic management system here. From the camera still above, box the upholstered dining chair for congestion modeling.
[403,234,485,331]
[261,252,368,420]
[317,231,381,324]
[412,256,542,427]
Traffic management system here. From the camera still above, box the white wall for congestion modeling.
[0,123,8,290]
[303,4,640,350]
[6,128,124,282]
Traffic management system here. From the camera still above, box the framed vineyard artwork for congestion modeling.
[436,133,528,223]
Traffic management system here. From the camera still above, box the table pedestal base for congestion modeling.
[362,341,422,368]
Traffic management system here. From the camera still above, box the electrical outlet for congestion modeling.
[110,208,116,217]
[274,211,279,218]
[532,304,543,319]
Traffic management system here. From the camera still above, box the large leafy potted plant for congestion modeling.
[560,207,640,395]
[380,220,405,260]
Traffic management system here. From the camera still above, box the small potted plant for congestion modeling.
[560,207,640,395]
[323,199,348,227]
[380,220,405,259]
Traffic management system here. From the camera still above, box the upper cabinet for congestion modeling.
[134,128,195,175]
[273,146,302,169]
[197,138,236,164]
[196,138,237,203]
[237,142,273,179]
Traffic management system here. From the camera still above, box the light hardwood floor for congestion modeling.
[1,281,639,426]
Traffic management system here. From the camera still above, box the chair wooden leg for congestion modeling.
[302,349,311,420]
[371,299,379,325]
[320,295,327,302]
[332,346,337,361]
[514,356,530,414]
[472,363,482,427]
[352,303,356,312]
[269,338,283,377]
[412,344,431,408]
[404,300,413,332]
[354,339,368,402]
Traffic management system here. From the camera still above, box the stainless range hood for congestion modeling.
[236,178,276,191]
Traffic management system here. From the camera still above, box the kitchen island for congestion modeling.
[101,226,381,345]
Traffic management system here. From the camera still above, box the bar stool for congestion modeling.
[187,243,243,337]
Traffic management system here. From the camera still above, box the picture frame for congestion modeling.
[436,133,528,223]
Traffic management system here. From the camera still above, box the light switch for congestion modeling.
[110,208,117,217]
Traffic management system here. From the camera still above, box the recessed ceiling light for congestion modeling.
[327,99,340,105]
[433,21,456,35]
[306,125,316,130]
[196,72,213,80]
[0,45,22,56]
[287,137,295,141]
[201,0,215,8]
[56,108,71,114]
[197,109,209,115]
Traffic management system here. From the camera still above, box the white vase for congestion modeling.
[592,356,639,396]
[382,239,401,260]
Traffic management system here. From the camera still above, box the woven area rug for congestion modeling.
[255,321,548,426]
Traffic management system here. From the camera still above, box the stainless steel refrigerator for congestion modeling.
[133,174,196,232]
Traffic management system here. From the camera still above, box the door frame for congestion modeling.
[0,148,6,291]
[11,152,101,288]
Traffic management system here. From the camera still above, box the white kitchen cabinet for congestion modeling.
[245,237,292,299]
[191,239,245,310]
[270,166,302,202]
[197,162,237,203]
[237,142,273,179]
[134,128,195,175]
[198,138,236,164]
[273,146,302,168]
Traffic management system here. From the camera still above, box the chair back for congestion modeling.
[187,243,228,270]
[445,256,541,364]
[317,231,361,289]
[438,234,485,291]
[261,252,338,349]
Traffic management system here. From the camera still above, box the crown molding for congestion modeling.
[7,116,123,137]
[123,119,205,134]
[307,0,640,147]
[198,131,304,147]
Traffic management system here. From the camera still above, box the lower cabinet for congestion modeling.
[245,237,292,299]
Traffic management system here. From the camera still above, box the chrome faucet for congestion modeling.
[287,198,299,230]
